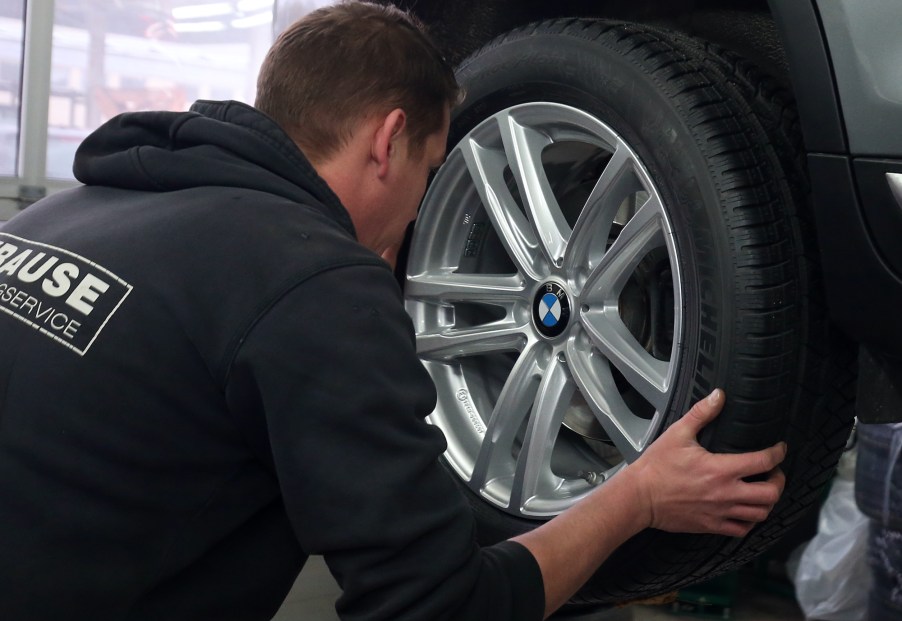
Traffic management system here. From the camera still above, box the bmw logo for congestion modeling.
[533,282,571,338]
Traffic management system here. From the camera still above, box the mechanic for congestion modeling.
[0,2,787,620]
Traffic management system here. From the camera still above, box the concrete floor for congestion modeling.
[273,556,805,621]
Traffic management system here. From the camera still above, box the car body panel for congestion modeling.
[816,0,902,157]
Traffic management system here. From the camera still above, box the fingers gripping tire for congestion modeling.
[403,19,856,604]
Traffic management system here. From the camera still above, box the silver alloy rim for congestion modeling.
[405,102,683,518]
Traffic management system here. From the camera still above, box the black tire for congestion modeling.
[408,19,856,604]
[856,423,902,529]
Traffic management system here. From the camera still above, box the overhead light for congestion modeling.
[172,20,227,33]
[231,12,272,28]
[237,0,274,11]
[172,3,233,20]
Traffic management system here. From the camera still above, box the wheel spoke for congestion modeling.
[579,307,671,412]
[567,338,652,462]
[574,192,672,411]
[469,344,543,490]
[509,355,574,511]
[564,145,638,276]
[458,137,544,281]
[405,272,527,305]
[582,194,665,299]
[416,319,528,361]
[498,111,570,265]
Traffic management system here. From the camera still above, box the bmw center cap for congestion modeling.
[533,282,571,338]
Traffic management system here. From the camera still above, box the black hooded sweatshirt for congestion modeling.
[0,100,543,621]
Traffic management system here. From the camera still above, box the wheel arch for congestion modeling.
[388,0,845,154]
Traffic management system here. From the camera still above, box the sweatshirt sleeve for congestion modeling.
[224,262,545,621]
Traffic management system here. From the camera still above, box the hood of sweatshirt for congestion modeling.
[73,99,354,236]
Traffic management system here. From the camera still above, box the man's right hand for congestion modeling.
[514,388,788,618]
[625,388,787,537]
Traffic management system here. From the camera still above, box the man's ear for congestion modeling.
[373,108,407,179]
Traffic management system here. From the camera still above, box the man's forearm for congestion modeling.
[512,467,649,618]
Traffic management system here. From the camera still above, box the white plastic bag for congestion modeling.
[792,449,872,621]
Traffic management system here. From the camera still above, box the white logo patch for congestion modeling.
[0,233,133,355]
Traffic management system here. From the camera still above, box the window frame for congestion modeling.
[0,0,68,220]
[0,0,298,220]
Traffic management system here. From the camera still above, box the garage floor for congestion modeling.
[273,556,805,620]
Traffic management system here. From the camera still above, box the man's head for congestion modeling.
[255,1,459,260]
[255,1,459,165]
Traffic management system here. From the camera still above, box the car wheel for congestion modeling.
[403,19,856,603]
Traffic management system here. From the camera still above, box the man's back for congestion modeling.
[0,102,368,619]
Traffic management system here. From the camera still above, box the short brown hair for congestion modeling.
[255,1,460,164]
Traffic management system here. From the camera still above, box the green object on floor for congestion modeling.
[670,572,739,619]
